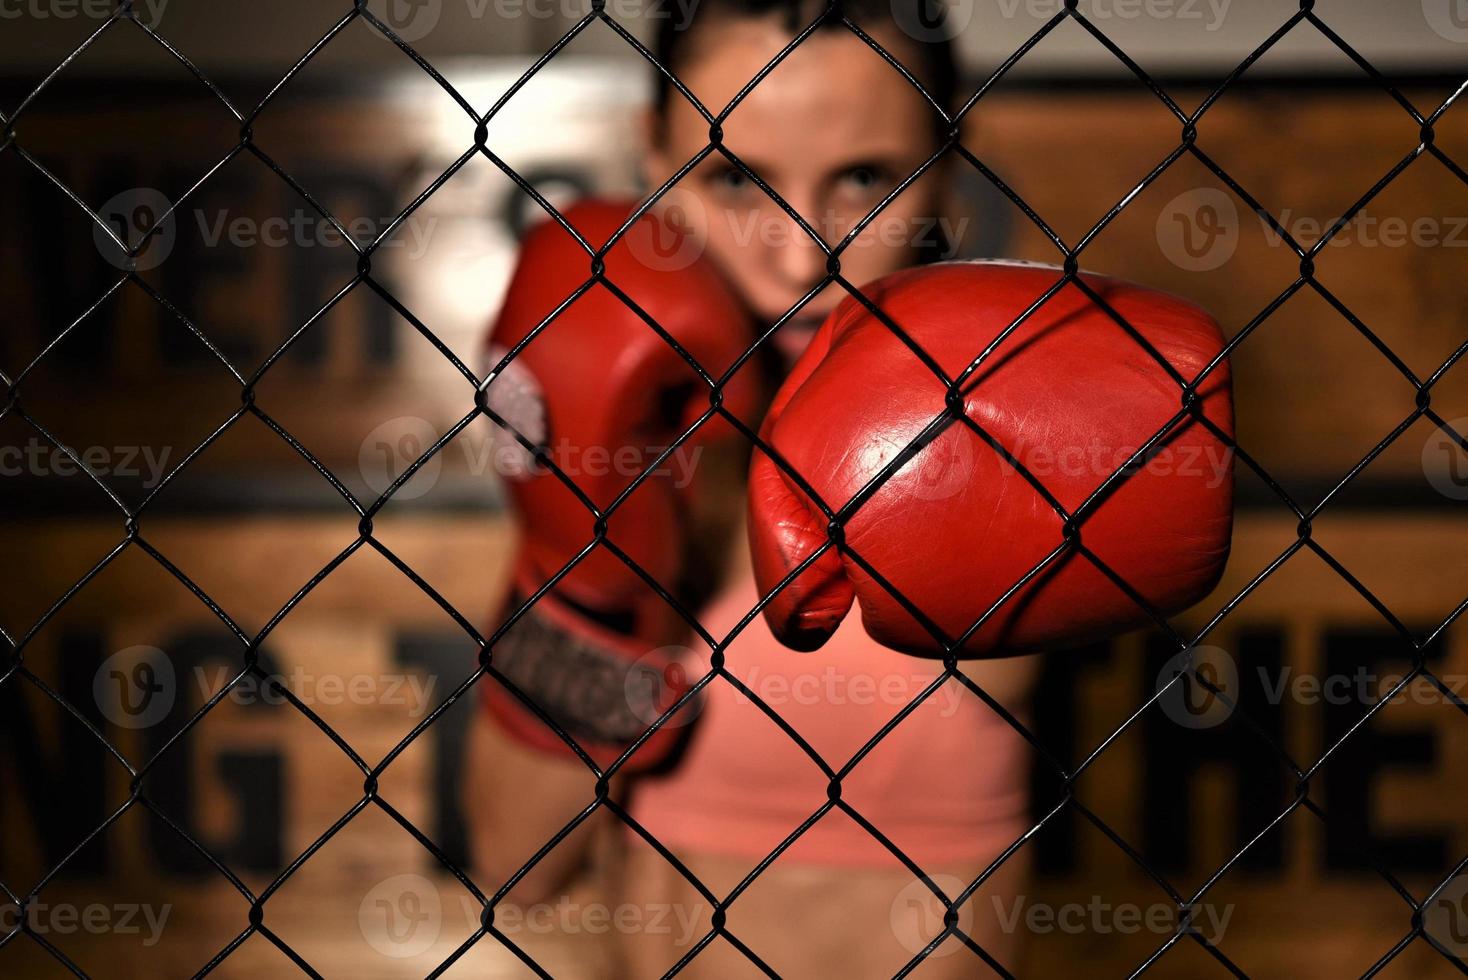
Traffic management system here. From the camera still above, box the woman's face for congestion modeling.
[645,18,951,364]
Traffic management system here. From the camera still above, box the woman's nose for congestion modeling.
[769,208,831,292]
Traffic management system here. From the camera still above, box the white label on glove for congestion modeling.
[482,343,547,480]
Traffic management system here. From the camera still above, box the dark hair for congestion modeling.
[650,0,960,143]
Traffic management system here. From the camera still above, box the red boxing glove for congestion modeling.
[749,261,1234,658]
[481,199,758,767]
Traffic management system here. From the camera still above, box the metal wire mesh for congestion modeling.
[2,0,1466,976]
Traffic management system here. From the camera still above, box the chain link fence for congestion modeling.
[2,0,1466,976]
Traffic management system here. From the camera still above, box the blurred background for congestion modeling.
[0,0,1465,976]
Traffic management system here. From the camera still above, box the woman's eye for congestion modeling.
[839,166,885,193]
[708,167,751,193]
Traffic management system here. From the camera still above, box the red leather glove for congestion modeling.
[748,261,1234,658]
[481,199,758,767]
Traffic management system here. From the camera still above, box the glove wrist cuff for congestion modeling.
[480,570,699,771]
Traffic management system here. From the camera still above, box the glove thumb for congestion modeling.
[747,317,854,651]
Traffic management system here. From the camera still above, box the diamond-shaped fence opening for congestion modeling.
[1,0,1466,977]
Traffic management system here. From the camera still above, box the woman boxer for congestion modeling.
[465,1,1041,976]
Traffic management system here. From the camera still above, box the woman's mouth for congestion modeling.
[772,314,823,364]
